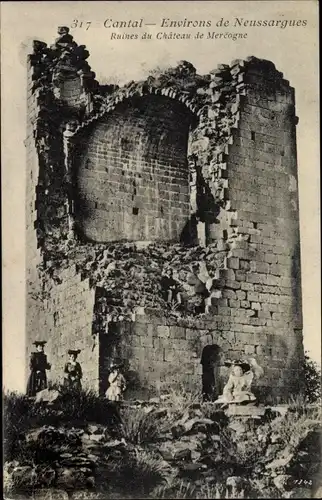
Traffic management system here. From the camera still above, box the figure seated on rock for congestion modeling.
[214,358,264,406]
[160,268,182,308]
[106,361,127,402]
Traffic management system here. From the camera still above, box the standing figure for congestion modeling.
[105,362,126,402]
[26,341,51,397]
[64,350,82,391]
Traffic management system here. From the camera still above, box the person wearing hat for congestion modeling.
[63,350,82,391]
[160,268,182,308]
[26,341,51,397]
[214,358,263,406]
[105,361,126,402]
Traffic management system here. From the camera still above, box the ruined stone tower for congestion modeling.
[26,27,304,400]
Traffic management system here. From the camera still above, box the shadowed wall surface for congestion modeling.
[75,95,193,242]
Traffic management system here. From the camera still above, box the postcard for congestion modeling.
[2,1,320,499]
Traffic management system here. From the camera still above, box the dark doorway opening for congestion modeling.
[200,345,221,402]
[99,333,115,396]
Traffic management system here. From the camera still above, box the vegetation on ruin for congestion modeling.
[3,380,321,499]
[301,352,321,403]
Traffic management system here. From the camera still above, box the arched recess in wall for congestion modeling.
[73,93,199,243]
[200,344,221,401]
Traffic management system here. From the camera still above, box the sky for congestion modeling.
[1,1,320,393]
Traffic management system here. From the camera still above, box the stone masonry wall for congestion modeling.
[26,28,304,401]
[218,60,303,395]
[75,95,193,242]
[93,60,303,399]
[26,265,98,391]
[25,55,46,384]
[99,312,290,401]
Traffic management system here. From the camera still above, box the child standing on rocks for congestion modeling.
[105,362,127,402]
[63,349,83,391]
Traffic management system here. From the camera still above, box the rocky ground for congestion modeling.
[3,391,322,499]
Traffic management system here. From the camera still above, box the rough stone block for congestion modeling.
[240,260,250,271]
[157,325,170,338]
[222,289,236,299]
[226,257,239,269]
[235,270,246,281]
[185,328,198,340]
[247,291,259,301]
[221,269,236,280]
[248,318,267,326]
[241,282,254,291]
[244,344,255,355]
[169,326,186,339]
[258,311,272,319]
[236,290,246,300]
[171,339,189,351]
[218,306,231,316]
[224,279,241,290]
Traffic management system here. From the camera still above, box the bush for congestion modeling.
[271,403,321,449]
[96,447,167,497]
[302,352,321,403]
[3,391,36,463]
[161,386,202,419]
[55,387,121,428]
[119,449,167,495]
[3,388,121,462]
[120,406,161,444]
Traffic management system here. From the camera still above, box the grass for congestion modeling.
[270,402,321,450]
[3,388,121,463]
[152,480,257,499]
[121,449,169,494]
[152,478,197,499]
[120,406,162,444]
[164,386,202,413]
[95,448,168,497]
[118,386,211,445]
[3,387,322,499]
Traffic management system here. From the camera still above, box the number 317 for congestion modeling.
[71,20,92,30]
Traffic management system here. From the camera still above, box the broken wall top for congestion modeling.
[28,26,296,128]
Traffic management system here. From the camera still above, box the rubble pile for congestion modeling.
[39,240,228,323]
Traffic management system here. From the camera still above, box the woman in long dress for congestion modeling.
[26,341,51,397]
[63,350,82,391]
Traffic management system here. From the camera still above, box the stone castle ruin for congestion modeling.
[26,27,304,400]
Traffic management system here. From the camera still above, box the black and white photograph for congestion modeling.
[2,1,321,499]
